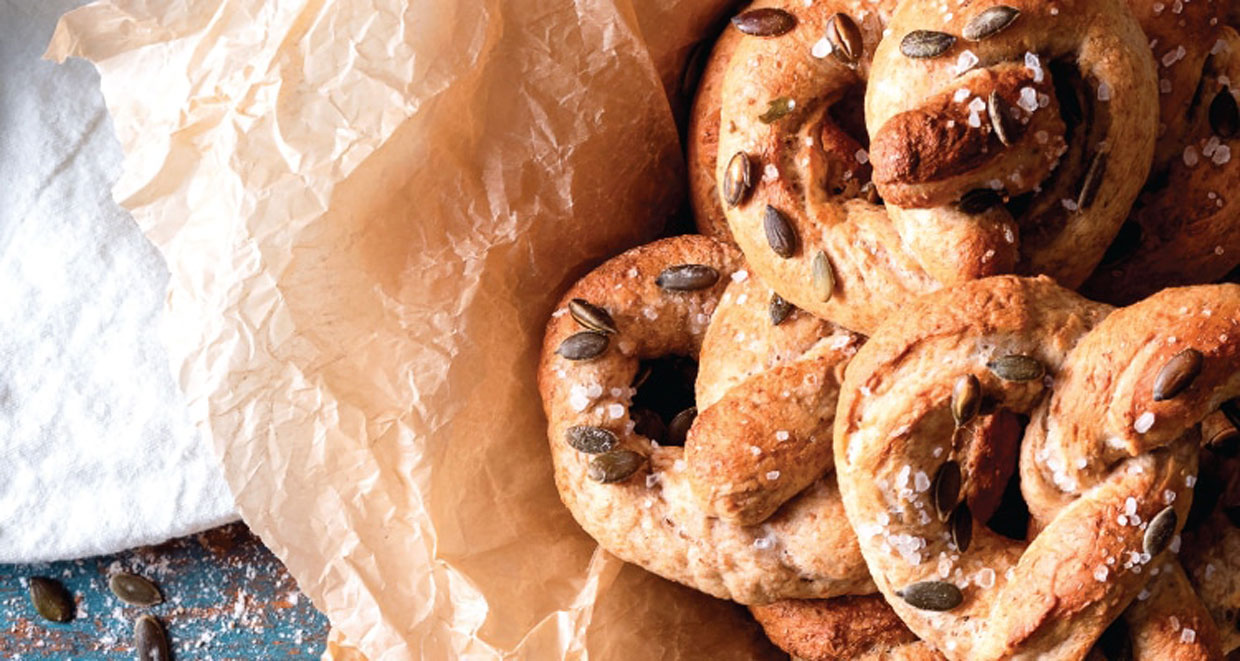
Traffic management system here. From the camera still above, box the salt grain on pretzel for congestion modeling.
[835,276,1240,659]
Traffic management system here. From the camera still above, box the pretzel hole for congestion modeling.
[631,355,698,446]
[985,467,1031,541]
[817,83,876,199]
[1090,616,1133,660]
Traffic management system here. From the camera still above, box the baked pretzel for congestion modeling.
[1082,13,1240,304]
[711,0,935,334]
[867,0,1158,290]
[538,235,877,603]
[834,275,1240,659]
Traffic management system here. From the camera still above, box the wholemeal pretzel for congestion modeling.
[710,0,935,334]
[1180,422,1240,656]
[866,0,1158,290]
[1082,13,1240,304]
[704,0,1159,334]
[538,235,878,603]
[834,275,1240,659]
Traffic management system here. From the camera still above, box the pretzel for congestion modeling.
[834,275,1240,659]
[1082,14,1240,304]
[710,0,935,334]
[538,235,877,603]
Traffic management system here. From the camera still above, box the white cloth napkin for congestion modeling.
[0,0,237,563]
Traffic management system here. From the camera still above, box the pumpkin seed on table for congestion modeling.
[557,331,609,361]
[987,355,1044,382]
[951,374,981,427]
[826,13,863,65]
[769,293,793,325]
[763,205,798,258]
[962,6,1020,41]
[900,30,956,59]
[588,450,646,483]
[1076,151,1107,211]
[1143,506,1177,556]
[108,572,163,607]
[1152,348,1202,401]
[933,460,962,521]
[28,576,74,623]
[811,250,834,301]
[656,264,719,291]
[897,580,963,611]
[568,299,617,335]
[1211,88,1238,138]
[135,614,171,661]
[566,425,619,454]
[759,97,795,124]
[723,151,753,207]
[731,8,796,37]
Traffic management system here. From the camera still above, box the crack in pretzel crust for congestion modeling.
[835,275,1240,660]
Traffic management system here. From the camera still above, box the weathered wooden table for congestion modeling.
[0,523,329,659]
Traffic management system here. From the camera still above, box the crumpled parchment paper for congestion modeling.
[47,0,782,657]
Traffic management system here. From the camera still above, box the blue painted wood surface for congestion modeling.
[0,524,328,659]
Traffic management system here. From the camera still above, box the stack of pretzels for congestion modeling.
[538,0,1240,658]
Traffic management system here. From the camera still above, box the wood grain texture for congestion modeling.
[0,523,327,659]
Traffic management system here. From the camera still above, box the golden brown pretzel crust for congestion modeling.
[867,0,1158,289]
[539,236,875,603]
[835,276,1240,660]
[750,595,945,661]
[687,7,743,245]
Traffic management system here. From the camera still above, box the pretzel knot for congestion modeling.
[706,0,1165,334]
[538,235,875,603]
[835,275,1240,659]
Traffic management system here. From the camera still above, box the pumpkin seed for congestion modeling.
[631,407,666,442]
[989,91,1014,146]
[897,581,963,611]
[949,502,973,552]
[587,450,645,483]
[1224,506,1240,528]
[731,8,797,37]
[987,355,1045,382]
[667,407,697,445]
[1211,88,1238,139]
[723,151,753,207]
[933,460,962,521]
[958,188,1002,214]
[759,97,795,123]
[1076,151,1107,211]
[28,577,73,623]
[656,264,720,291]
[769,293,793,325]
[763,205,798,258]
[900,30,956,59]
[108,573,163,607]
[827,13,863,65]
[962,6,1020,41]
[135,614,171,661]
[1208,427,1240,458]
[1221,399,1240,431]
[557,331,609,361]
[811,251,835,302]
[566,426,619,454]
[1144,506,1177,556]
[1152,348,1202,401]
[951,374,981,427]
[568,299,617,335]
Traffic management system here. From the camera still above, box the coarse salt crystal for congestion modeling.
[1186,474,1197,487]
[1125,497,1137,516]
[766,470,781,481]
[915,471,931,492]
[1094,565,1109,581]
[954,50,979,75]
[1184,146,1200,167]
[608,403,625,419]
[968,97,987,113]
[1170,535,1182,553]
[855,149,869,164]
[1019,87,1039,112]
[1134,411,1155,433]
[954,88,971,103]
[763,163,779,182]
[811,37,833,59]
[976,567,996,588]
[731,269,749,283]
[674,459,687,471]
[1181,628,1196,644]
[776,430,790,441]
[1025,52,1044,82]
[1211,145,1231,165]
[1097,82,1112,101]
[750,445,762,456]
[753,535,775,550]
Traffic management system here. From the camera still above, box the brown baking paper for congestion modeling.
[47,0,783,658]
